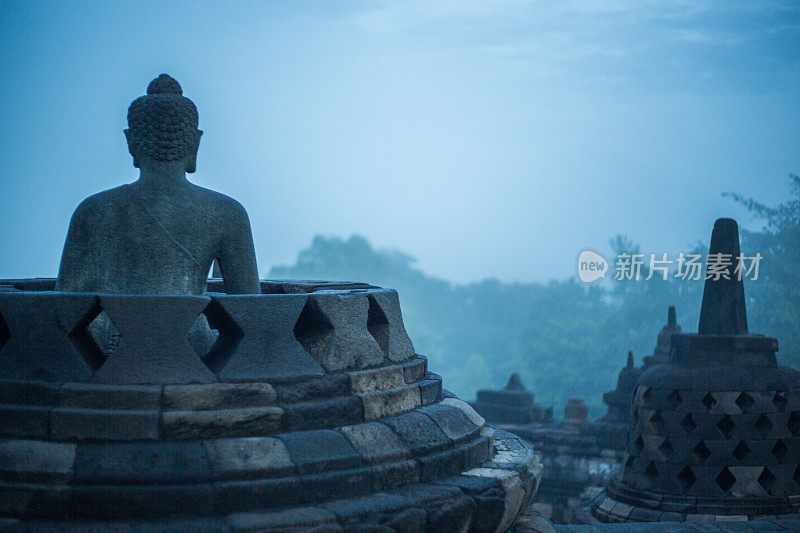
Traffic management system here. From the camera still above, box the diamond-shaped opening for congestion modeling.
[623,454,636,483]
[692,440,711,462]
[681,413,697,434]
[735,392,755,413]
[634,434,644,454]
[677,466,696,491]
[0,309,10,352]
[758,467,776,494]
[772,439,788,462]
[773,392,788,411]
[632,407,639,423]
[294,297,335,361]
[643,461,658,483]
[625,454,636,469]
[716,467,736,492]
[650,410,665,431]
[366,295,390,356]
[190,300,243,374]
[717,414,735,438]
[641,387,651,406]
[788,412,800,436]
[68,298,110,371]
[755,414,773,437]
[667,390,682,408]
[702,392,717,411]
[733,441,750,461]
[794,465,800,485]
[658,438,674,460]
[87,310,122,360]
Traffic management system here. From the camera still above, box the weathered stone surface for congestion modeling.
[272,373,350,404]
[70,483,216,520]
[420,403,480,443]
[50,407,159,441]
[204,436,295,479]
[214,477,299,512]
[340,421,413,463]
[294,293,384,372]
[0,293,98,382]
[360,385,422,420]
[401,355,427,384]
[379,411,452,456]
[398,483,477,531]
[203,437,295,478]
[92,295,217,384]
[369,459,421,491]
[163,382,275,411]
[213,294,326,381]
[229,506,338,532]
[418,443,468,481]
[0,380,60,406]
[0,440,76,482]
[419,373,443,405]
[0,405,50,438]
[348,365,405,393]
[434,474,506,532]
[0,482,73,518]
[366,289,415,362]
[441,397,486,428]
[161,407,282,439]
[279,429,366,475]
[73,441,210,484]
[59,383,161,410]
[281,395,363,431]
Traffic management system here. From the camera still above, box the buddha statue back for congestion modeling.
[55,74,260,295]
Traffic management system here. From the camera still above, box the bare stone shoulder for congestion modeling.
[192,184,252,225]
[68,185,132,224]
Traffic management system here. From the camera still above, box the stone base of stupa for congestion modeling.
[0,279,542,532]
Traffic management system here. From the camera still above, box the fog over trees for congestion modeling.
[271,177,800,417]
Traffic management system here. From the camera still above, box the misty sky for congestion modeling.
[1,0,798,283]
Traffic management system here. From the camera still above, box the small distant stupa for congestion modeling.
[472,373,553,426]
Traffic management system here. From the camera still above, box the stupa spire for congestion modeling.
[698,218,748,335]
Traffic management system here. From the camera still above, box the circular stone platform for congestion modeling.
[0,279,541,532]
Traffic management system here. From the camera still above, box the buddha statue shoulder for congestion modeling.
[55,74,260,295]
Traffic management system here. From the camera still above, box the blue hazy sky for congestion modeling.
[1,0,798,283]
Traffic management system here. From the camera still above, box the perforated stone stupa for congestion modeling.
[0,74,542,532]
[590,218,800,523]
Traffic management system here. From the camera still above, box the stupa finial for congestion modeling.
[505,373,526,391]
[698,218,748,335]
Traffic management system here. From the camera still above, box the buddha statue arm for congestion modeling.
[216,200,260,294]
[55,200,94,292]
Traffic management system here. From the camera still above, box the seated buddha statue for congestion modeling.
[56,74,260,295]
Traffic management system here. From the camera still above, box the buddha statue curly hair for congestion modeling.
[125,74,201,163]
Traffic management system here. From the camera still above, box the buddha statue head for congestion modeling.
[124,74,203,173]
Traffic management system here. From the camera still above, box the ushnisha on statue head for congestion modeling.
[124,74,202,172]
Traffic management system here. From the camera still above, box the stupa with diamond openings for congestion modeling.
[590,218,800,523]
[0,73,542,532]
